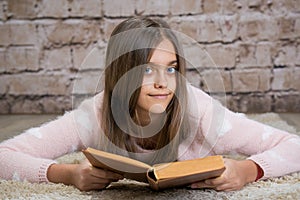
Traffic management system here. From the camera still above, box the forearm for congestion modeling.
[0,148,56,182]
[47,163,76,185]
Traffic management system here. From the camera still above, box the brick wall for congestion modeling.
[0,0,299,114]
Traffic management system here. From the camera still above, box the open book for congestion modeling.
[82,147,225,190]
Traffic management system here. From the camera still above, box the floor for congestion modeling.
[0,113,300,143]
[0,114,58,142]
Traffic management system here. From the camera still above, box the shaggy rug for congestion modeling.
[1,113,300,200]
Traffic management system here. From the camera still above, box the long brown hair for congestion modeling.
[101,16,188,164]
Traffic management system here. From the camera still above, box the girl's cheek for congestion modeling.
[142,76,155,86]
[168,78,176,91]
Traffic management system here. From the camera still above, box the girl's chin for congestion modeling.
[149,104,167,114]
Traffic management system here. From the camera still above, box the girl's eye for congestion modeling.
[145,67,153,74]
[167,67,176,74]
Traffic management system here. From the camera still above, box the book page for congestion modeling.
[83,147,151,174]
[153,155,224,180]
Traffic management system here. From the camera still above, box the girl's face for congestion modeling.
[136,39,177,116]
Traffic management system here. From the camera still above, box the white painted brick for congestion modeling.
[292,67,300,91]
[44,20,100,45]
[1,0,300,113]
[206,44,237,68]
[170,16,198,41]
[103,0,135,17]
[274,45,297,66]
[72,71,103,95]
[203,0,220,13]
[136,0,169,15]
[220,0,242,15]
[7,0,37,19]
[182,44,214,69]
[185,70,201,88]
[296,45,300,66]
[0,49,6,73]
[232,69,271,92]
[238,43,256,68]
[42,47,72,70]
[9,22,36,45]
[102,18,126,41]
[278,16,297,39]
[238,42,272,68]
[6,47,39,72]
[0,1,5,20]
[0,23,10,46]
[201,70,232,92]
[0,75,8,94]
[170,0,202,15]
[272,68,293,90]
[35,19,57,47]
[295,17,300,40]
[68,0,102,17]
[73,45,106,70]
[2,74,70,95]
[219,15,238,42]
[38,0,68,18]
[239,14,279,41]
[255,42,272,67]
[196,16,222,42]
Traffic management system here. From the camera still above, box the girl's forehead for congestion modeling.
[150,41,177,64]
[155,39,176,52]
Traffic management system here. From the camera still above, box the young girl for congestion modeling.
[0,16,299,192]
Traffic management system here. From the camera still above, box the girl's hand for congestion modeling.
[47,159,124,191]
[190,158,258,191]
[71,159,124,191]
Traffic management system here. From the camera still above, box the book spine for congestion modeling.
[146,169,160,190]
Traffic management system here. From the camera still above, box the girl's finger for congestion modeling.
[91,168,123,180]
[215,183,240,191]
[205,175,226,186]
[190,181,215,189]
[89,176,112,184]
[87,183,110,190]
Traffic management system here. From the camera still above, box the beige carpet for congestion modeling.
[1,113,300,200]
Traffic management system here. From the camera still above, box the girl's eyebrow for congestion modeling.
[148,60,178,66]
[168,60,178,65]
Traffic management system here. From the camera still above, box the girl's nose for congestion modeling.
[154,72,168,88]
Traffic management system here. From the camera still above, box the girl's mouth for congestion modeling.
[148,93,170,99]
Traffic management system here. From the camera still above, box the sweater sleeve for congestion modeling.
[0,93,104,183]
[200,93,300,179]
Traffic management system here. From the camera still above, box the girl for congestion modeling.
[0,16,300,192]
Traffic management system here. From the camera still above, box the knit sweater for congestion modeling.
[0,85,299,183]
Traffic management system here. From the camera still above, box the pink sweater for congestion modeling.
[0,85,300,183]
